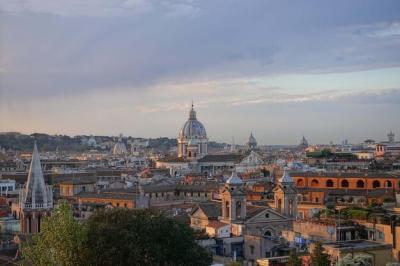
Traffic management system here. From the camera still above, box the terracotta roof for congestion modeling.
[245,205,268,220]
[192,202,221,218]
[206,221,229,229]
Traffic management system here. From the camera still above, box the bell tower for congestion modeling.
[273,170,297,218]
[221,171,246,222]
[19,142,53,234]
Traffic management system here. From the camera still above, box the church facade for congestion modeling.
[190,170,298,264]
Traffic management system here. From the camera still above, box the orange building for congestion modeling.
[59,179,96,197]
[291,172,400,205]
[77,191,136,209]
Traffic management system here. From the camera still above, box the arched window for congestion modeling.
[341,180,349,188]
[28,215,32,234]
[297,179,304,187]
[326,179,334,187]
[356,180,364,188]
[311,179,319,187]
[236,201,242,219]
[373,180,381,188]
[277,199,282,213]
[386,180,392,188]
[289,199,293,216]
[38,215,41,233]
[264,230,272,238]
[225,201,230,218]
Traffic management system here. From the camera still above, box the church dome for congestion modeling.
[87,136,97,147]
[247,132,257,146]
[113,134,127,155]
[179,104,207,139]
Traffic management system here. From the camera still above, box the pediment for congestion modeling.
[246,208,288,224]
[190,208,207,219]
[273,184,297,194]
[240,151,264,165]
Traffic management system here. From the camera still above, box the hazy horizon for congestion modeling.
[1,0,399,145]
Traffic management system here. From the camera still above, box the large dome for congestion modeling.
[179,105,207,139]
[113,134,127,155]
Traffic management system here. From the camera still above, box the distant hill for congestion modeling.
[0,132,226,152]
[0,132,85,152]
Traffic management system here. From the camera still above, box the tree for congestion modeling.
[337,254,372,266]
[21,202,89,266]
[310,242,330,266]
[287,249,302,266]
[86,208,212,266]
[227,262,242,266]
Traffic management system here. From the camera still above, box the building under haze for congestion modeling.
[156,104,265,176]
[177,103,208,160]
[113,134,128,155]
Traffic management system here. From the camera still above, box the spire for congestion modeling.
[189,101,197,120]
[226,170,243,185]
[279,169,293,183]
[21,141,52,209]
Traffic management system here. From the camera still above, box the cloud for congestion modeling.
[1,0,400,143]
[0,0,154,17]
[341,88,400,104]
[353,22,400,39]
[1,1,400,102]
[162,0,201,18]
[132,86,400,116]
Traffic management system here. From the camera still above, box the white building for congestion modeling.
[206,221,231,238]
[113,134,128,155]
[0,179,16,195]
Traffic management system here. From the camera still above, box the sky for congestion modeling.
[0,0,400,145]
